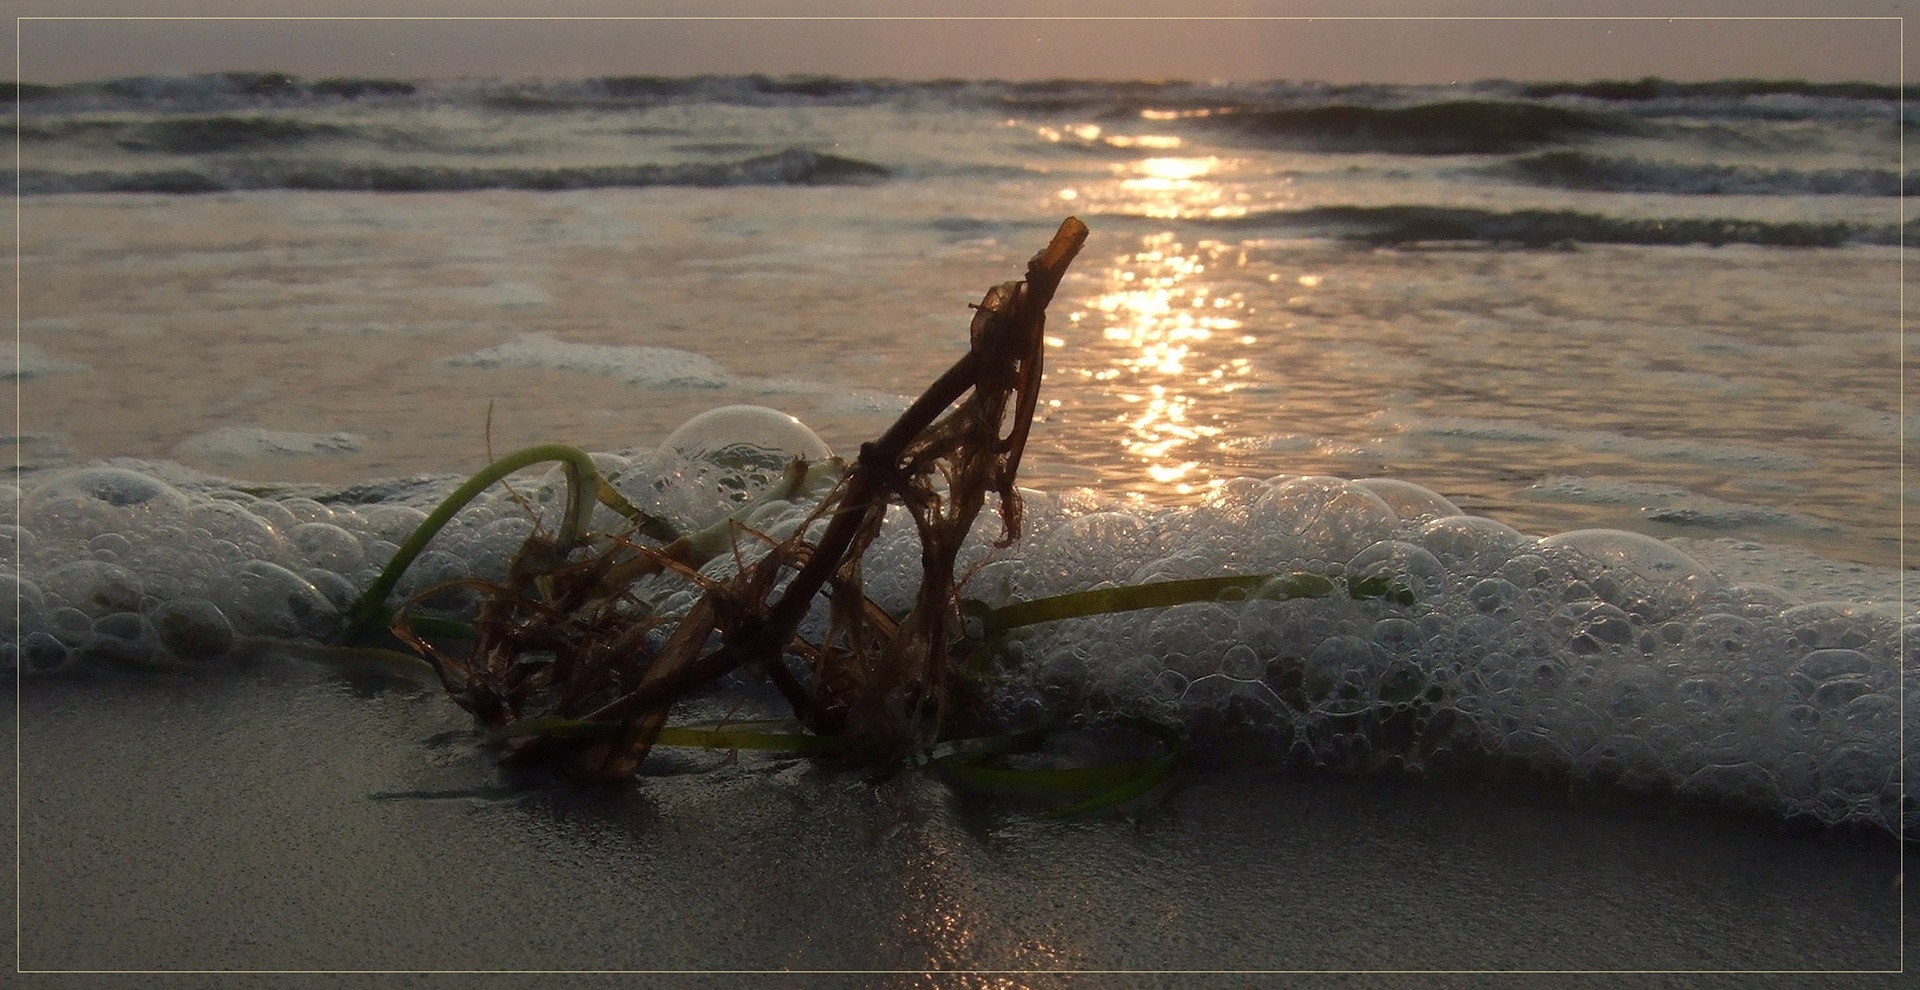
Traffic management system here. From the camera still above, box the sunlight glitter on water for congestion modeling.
[1063,232,1262,495]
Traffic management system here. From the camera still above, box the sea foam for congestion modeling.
[6,409,1910,837]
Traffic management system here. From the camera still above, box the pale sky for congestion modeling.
[9,2,1910,85]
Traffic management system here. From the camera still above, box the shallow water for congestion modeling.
[16,191,1906,567]
[15,74,1911,570]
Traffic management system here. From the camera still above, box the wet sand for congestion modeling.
[10,651,1905,984]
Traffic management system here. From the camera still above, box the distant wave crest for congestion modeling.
[22,115,358,154]
[8,71,416,107]
[1181,205,1891,247]
[1181,100,1637,155]
[15,147,890,194]
[1501,151,1912,197]
[1517,76,1901,102]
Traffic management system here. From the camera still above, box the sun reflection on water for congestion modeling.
[1116,155,1244,220]
[1063,230,1262,495]
[1036,142,1336,500]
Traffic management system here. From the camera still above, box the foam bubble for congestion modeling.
[1352,477,1463,523]
[355,504,429,547]
[1,574,47,635]
[1538,529,1723,620]
[1018,510,1161,599]
[246,498,299,533]
[1414,515,1531,576]
[1249,476,1399,566]
[1347,540,1449,601]
[20,467,193,545]
[40,559,147,617]
[188,500,288,561]
[211,560,338,640]
[277,498,335,525]
[290,522,365,573]
[149,597,236,659]
[81,610,155,667]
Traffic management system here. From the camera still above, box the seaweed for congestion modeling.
[346,218,1101,784]
[333,217,1443,810]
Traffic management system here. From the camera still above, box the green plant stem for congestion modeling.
[491,717,841,755]
[263,639,442,682]
[972,571,1342,642]
[934,717,1187,817]
[340,444,605,644]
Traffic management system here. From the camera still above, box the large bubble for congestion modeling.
[629,405,833,535]
[1414,515,1531,577]
[40,559,147,617]
[1538,529,1723,622]
[1247,476,1399,568]
[20,467,192,546]
[188,500,288,562]
[210,560,338,640]
[1352,478,1462,524]
[1346,539,1449,604]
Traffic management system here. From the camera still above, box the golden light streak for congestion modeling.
[1064,230,1254,495]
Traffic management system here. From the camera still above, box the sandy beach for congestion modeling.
[11,648,1905,983]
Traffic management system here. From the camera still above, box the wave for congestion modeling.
[478,73,914,112]
[1508,78,1908,126]
[14,147,890,194]
[6,460,1909,837]
[1517,77,1901,103]
[977,78,1221,115]
[1178,100,1636,155]
[1499,151,1911,197]
[1179,205,1888,247]
[10,71,418,108]
[12,72,1901,122]
[22,113,547,160]
[13,72,934,114]
[22,115,360,154]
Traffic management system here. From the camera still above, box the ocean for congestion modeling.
[7,72,1913,963]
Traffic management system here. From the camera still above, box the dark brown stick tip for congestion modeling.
[1031,217,1090,278]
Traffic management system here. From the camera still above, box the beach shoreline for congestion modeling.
[12,652,1905,978]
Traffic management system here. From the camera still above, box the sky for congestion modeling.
[8,2,1911,85]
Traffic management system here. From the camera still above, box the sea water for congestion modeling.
[8,73,1911,837]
